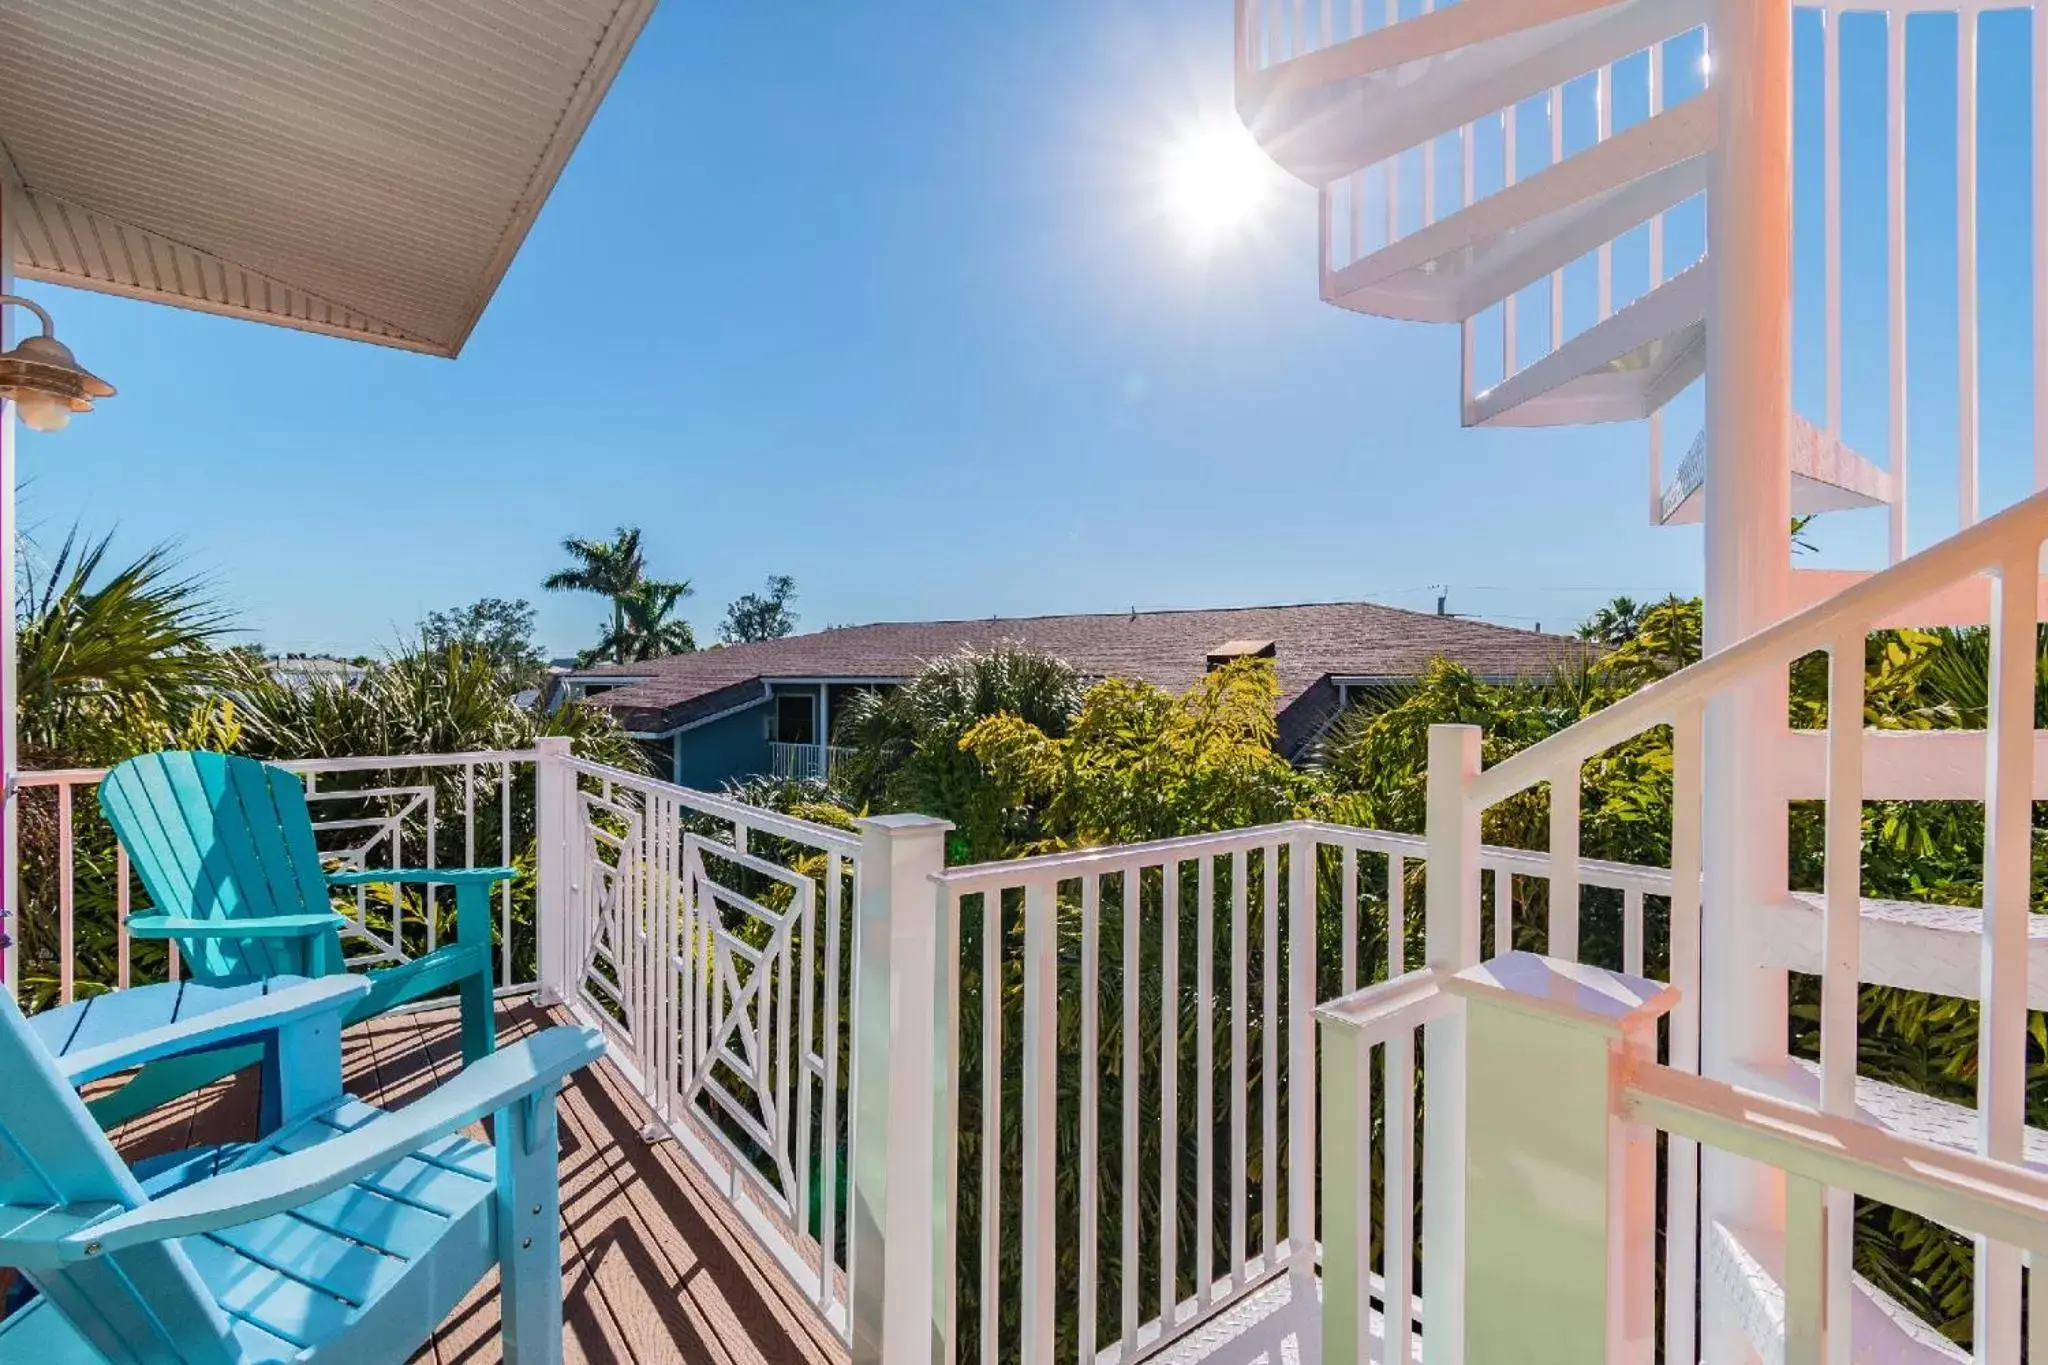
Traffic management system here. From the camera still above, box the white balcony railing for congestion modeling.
[7,746,553,1010]
[10,739,1694,1364]
[766,740,852,782]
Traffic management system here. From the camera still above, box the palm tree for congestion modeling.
[543,527,646,663]
[17,528,233,766]
[582,579,696,665]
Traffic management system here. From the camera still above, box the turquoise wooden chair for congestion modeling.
[0,973,602,1362]
[56,750,512,1129]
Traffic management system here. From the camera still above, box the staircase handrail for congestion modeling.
[1469,484,2048,811]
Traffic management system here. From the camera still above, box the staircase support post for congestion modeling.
[1702,0,1797,1359]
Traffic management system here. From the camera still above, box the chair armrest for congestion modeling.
[327,866,517,887]
[127,912,346,941]
[60,1025,604,1257]
[57,977,371,1088]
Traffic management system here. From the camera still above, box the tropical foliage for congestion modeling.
[544,525,697,665]
[761,598,2028,1352]
[420,597,547,687]
[719,574,799,644]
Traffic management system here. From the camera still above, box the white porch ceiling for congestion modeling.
[0,0,656,357]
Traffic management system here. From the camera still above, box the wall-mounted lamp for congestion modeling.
[0,294,114,433]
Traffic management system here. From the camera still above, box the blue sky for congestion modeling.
[18,2,1764,659]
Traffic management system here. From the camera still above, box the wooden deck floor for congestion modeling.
[102,999,847,1365]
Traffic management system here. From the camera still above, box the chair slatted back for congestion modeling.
[0,993,238,1363]
[100,751,340,984]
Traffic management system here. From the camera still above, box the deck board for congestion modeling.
[94,998,846,1365]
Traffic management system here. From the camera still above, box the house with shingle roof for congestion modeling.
[557,600,1579,788]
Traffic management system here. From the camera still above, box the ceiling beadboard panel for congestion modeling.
[0,0,656,356]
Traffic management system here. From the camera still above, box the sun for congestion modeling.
[1159,119,1277,251]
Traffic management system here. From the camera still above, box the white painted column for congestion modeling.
[0,176,18,1000]
[532,736,575,1005]
[1701,0,1796,1358]
[1422,723,1482,1365]
[848,812,953,1365]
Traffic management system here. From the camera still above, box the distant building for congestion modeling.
[266,656,366,689]
[556,601,1578,788]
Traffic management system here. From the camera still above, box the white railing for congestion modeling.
[767,741,852,783]
[929,818,1672,1364]
[544,756,865,1341]
[7,747,549,1011]
[1450,950,2048,1365]
[1430,485,2048,1361]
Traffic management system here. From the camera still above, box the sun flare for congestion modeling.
[1159,119,1276,250]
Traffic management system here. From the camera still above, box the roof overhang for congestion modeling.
[0,0,657,357]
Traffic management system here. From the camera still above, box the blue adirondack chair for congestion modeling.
[0,973,603,1362]
[50,750,514,1128]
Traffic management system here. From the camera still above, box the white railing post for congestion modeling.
[848,812,953,1365]
[533,738,575,1005]
[1423,723,1482,1365]
[1446,953,1674,1365]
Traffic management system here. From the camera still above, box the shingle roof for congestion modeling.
[568,601,1580,756]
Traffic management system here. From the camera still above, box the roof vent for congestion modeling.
[1207,639,1276,671]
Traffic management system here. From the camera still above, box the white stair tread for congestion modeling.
[1733,1056,2048,1174]
[1463,263,1706,427]
[1243,0,1707,183]
[1661,417,1891,524]
[1759,892,2048,1008]
[1328,96,1713,324]
[1708,1219,1969,1365]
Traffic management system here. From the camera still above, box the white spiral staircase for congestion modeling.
[1238,3,2048,1361]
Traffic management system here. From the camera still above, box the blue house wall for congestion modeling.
[670,700,771,790]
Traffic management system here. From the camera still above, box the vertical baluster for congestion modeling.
[821,854,845,1304]
[1976,555,2037,1362]
[1122,869,1141,1351]
[1598,62,1614,319]
[1624,887,1645,978]
[1261,844,1280,1263]
[1079,873,1100,1362]
[795,816,817,1248]
[1230,847,1249,1286]
[115,841,130,990]
[1666,702,1704,1365]
[1341,845,1358,992]
[1286,836,1315,1281]
[1503,105,1520,376]
[1385,850,1414,1365]
[1821,630,1866,1365]
[501,763,514,982]
[1549,84,1565,353]
[1958,10,1980,529]
[1161,860,1180,1326]
[1649,42,1665,290]
[1888,17,1909,563]
[1824,10,1842,439]
[982,889,1004,1365]
[58,782,73,1003]
[1550,763,1582,960]
[1494,867,1513,957]
[424,785,438,956]
[1196,853,1216,1311]
[1022,880,1056,1365]
[1650,412,1665,524]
